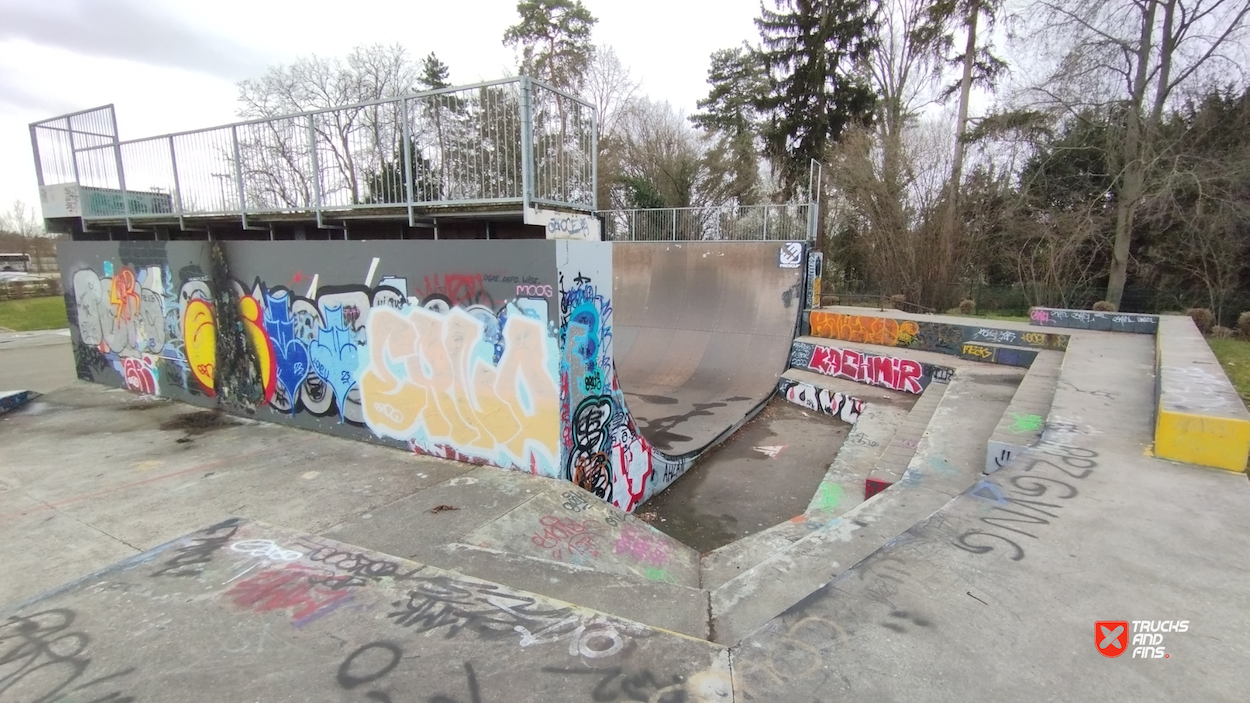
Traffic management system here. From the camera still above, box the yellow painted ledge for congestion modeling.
[1155,409,1250,473]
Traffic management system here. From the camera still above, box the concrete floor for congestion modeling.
[640,398,852,552]
[3,328,1250,701]
[0,328,76,393]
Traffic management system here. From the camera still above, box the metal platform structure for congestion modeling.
[30,76,821,243]
[30,77,597,239]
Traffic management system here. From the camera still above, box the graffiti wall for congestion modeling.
[777,377,864,424]
[58,240,701,512]
[788,340,949,394]
[1029,307,1159,334]
[555,242,692,512]
[59,241,563,474]
[808,311,1068,359]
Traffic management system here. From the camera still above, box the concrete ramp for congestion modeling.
[612,242,805,456]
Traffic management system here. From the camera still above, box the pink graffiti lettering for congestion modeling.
[613,523,672,567]
[807,346,924,394]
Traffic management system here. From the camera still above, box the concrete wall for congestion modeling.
[59,240,563,473]
[555,242,692,511]
[1154,315,1250,472]
[808,311,1067,357]
[1030,307,1159,334]
[789,340,951,394]
[56,240,698,512]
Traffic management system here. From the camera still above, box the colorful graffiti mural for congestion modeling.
[62,241,708,513]
[789,341,939,394]
[64,242,564,477]
[556,267,691,512]
[777,378,864,424]
[808,310,1067,359]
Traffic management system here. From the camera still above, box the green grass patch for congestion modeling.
[1208,337,1250,408]
[0,296,69,331]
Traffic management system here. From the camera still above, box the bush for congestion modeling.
[1212,326,1235,339]
[1091,300,1116,312]
[958,299,976,314]
[1238,311,1250,339]
[889,293,906,309]
[1187,307,1215,334]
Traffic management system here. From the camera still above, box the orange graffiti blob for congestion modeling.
[108,268,140,324]
[809,311,919,347]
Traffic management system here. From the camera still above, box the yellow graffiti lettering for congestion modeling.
[183,298,216,395]
[962,343,992,359]
[360,305,558,467]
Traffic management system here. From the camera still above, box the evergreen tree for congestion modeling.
[755,0,879,197]
[418,52,451,91]
[503,0,597,91]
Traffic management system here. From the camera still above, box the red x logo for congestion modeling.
[1096,621,1129,658]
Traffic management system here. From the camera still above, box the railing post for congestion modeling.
[109,107,131,230]
[519,77,534,215]
[231,125,247,226]
[401,97,415,227]
[307,114,323,228]
[763,206,769,241]
[169,135,185,228]
[29,125,44,187]
[672,209,677,241]
[590,107,599,213]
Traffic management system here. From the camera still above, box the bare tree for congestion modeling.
[236,44,421,207]
[584,45,640,209]
[1028,0,1250,306]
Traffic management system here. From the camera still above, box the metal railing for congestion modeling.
[602,203,815,241]
[30,77,596,228]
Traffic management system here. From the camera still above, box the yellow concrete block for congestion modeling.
[1155,408,1250,473]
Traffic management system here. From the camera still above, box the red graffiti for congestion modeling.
[225,564,356,625]
[808,346,924,394]
[530,515,604,561]
[418,274,493,307]
[121,356,157,394]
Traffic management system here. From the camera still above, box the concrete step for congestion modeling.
[985,350,1065,473]
[327,467,710,638]
[956,340,1039,367]
[777,368,880,424]
[706,363,1023,645]
[788,337,951,394]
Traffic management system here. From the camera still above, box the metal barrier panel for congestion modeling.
[31,79,596,224]
[602,204,814,242]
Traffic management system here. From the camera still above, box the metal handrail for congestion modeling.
[30,76,598,226]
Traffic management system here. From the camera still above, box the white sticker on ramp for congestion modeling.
[778,242,802,268]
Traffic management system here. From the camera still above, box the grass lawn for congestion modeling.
[0,296,68,331]
[1208,337,1250,408]
[968,312,1032,323]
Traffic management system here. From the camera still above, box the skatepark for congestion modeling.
[3,81,1250,702]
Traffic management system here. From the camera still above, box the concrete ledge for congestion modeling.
[984,350,1064,473]
[1030,307,1159,333]
[1155,315,1250,472]
[777,370,873,424]
[957,341,1038,367]
[808,309,1068,357]
[0,389,36,415]
[789,338,952,394]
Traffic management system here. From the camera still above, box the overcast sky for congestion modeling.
[0,0,763,219]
